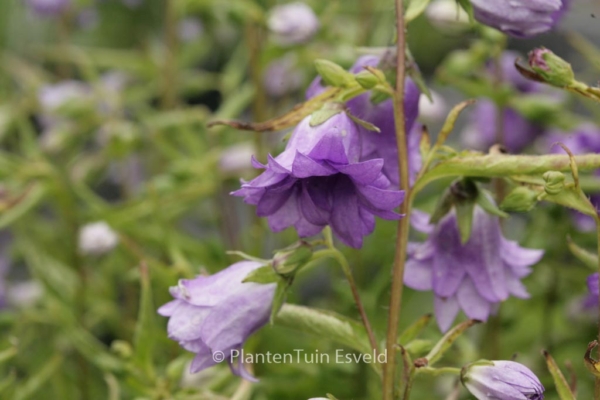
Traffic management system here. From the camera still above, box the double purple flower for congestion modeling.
[233,111,405,248]
[405,207,544,332]
[158,261,276,380]
[471,0,568,38]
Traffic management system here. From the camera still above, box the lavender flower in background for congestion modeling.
[461,360,545,400]
[426,0,470,33]
[178,18,204,43]
[38,81,92,114]
[267,2,319,46]
[78,221,119,255]
[418,91,448,124]
[405,207,543,332]
[263,55,304,98]
[471,0,567,38]
[158,261,275,380]
[461,52,545,153]
[77,7,99,30]
[233,110,405,248]
[544,124,600,231]
[26,0,71,17]
[584,273,599,309]
[306,55,421,187]
[219,142,255,177]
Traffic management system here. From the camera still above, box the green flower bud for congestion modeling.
[354,70,378,89]
[272,242,313,276]
[500,186,539,212]
[543,171,566,195]
[314,59,355,88]
[528,48,575,88]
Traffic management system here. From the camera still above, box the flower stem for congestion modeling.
[383,1,410,399]
[322,227,379,355]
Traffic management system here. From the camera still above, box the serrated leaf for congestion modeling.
[243,265,279,284]
[275,304,372,355]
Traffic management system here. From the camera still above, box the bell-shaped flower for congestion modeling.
[233,110,405,248]
[462,360,545,400]
[158,261,276,381]
[405,207,543,332]
[584,273,599,309]
[267,2,319,46]
[471,0,567,38]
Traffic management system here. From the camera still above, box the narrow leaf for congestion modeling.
[476,190,509,218]
[133,262,157,378]
[399,314,432,345]
[567,237,597,270]
[425,319,479,366]
[243,265,279,284]
[543,350,576,400]
[455,201,475,244]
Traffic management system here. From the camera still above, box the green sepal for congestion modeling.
[354,70,378,89]
[243,265,279,284]
[543,350,576,400]
[425,319,480,367]
[272,241,314,276]
[500,186,539,212]
[348,112,381,133]
[310,102,345,127]
[476,189,509,218]
[270,277,293,324]
[455,200,475,244]
[456,0,474,22]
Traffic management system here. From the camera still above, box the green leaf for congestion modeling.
[543,186,598,217]
[457,0,474,22]
[405,0,432,23]
[133,263,157,378]
[314,59,355,88]
[243,265,279,284]
[275,304,372,355]
[0,185,46,229]
[476,190,508,218]
[14,354,62,400]
[567,237,598,270]
[270,278,292,324]
[543,350,576,400]
[425,319,479,366]
[455,200,475,244]
[347,112,381,132]
[310,104,344,127]
[399,314,432,345]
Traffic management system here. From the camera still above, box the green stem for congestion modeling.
[161,0,178,109]
[384,1,410,399]
[596,218,600,399]
[321,227,379,355]
[417,367,462,377]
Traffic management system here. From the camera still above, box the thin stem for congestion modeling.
[417,367,462,377]
[245,21,268,163]
[322,228,379,355]
[383,1,410,399]
[595,219,600,399]
[161,0,178,109]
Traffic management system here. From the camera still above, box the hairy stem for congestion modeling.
[383,1,410,399]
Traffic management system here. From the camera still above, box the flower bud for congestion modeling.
[314,60,354,89]
[500,186,539,212]
[354,70,378,89]
[543,171,566,195]
[461,360,545,400]
[268,2,319,46]
[272,242,313,276]
[529,48,575,88]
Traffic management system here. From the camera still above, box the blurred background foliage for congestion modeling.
[0,0,600,399]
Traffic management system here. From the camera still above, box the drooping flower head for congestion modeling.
[233,109,405,248]
[545,124,600,231]
[405,205,543,332]
[267,2,319,46]
[461,360,545,400]
[471,0,567,38]
[461,52,546,153]
[158,261,276,380]
[26,0,71,17]
[306,55,421,187]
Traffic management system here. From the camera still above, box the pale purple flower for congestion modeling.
[263,55,304,98]
[545,124,600,231]
[26,0,70,17]
[584,273,599,309]
[471,0,567,38]
[233,111,405,248]
[306,55,421,187]
[462,360,545,400]
[179,18,204,42]
[267,2,319,46]
[38,81,92,114]
[158,261,276,380]
[405,207,544,332]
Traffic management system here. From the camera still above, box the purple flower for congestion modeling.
[158,261,276,381]
[471,0,566,38]
[232,111,405,248]
[545,124,600,230]
[405,207,543,332]
[584,273,599,309]
[178,18,204,43]
[263,55,304,98]
[306,55,421,187]
[26,0,70,17]
[461,360,545,400]
[267,2,319,46]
